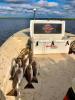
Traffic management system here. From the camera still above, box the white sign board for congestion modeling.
[30,20,65,40]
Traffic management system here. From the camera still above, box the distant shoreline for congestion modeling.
[0,17,75,20]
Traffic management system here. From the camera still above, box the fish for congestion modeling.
[9,58,19,80]
[7,67,23,96]
[23,57,29,77]
[68,40,75,54]
[31,61,38,83]
[24,64,34,89]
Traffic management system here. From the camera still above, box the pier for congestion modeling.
[0,28,75,100]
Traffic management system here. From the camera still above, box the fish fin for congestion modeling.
[9,77,14,80]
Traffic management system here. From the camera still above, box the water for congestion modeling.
[0,18,30,45]
[0,19,75,46]
[66,20,75,34]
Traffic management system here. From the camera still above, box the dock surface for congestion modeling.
[16,54,75,100]
[0,28,75,100]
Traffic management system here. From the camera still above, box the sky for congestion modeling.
[0,0,75,18]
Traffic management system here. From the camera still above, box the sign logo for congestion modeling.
[43,24,54,33]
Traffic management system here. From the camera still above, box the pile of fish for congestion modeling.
[68,40,75,54]
[7,47,38,96]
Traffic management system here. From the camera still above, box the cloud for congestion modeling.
[53,11,64,15]
[36,0,59,7]
[10,3,33,9]
[63,3,75,14]
[48,2,59,7]
[0,0,75,18]
[0,2,63,18]
[63,4,71,10]
[4,0,36,3]
[36,0,48,6]
[4,0,25,2]
[0,5,13,10]
[5,0,17,1]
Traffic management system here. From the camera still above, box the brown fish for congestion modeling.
[9,58,19,80]
[24,64,34,89]
[7,67,23,96]
[31,61,38,83]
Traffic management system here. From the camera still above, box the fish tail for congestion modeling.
[24,83,34,89]
[6,89,17,96]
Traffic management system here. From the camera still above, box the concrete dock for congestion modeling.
[15,54,75,100]
[0,28,75,100]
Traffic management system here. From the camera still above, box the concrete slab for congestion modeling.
[17,54,75,100]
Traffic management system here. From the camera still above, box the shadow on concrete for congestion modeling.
[0,89,6,100]
[23,32,30,36]
[34,54,75,100]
